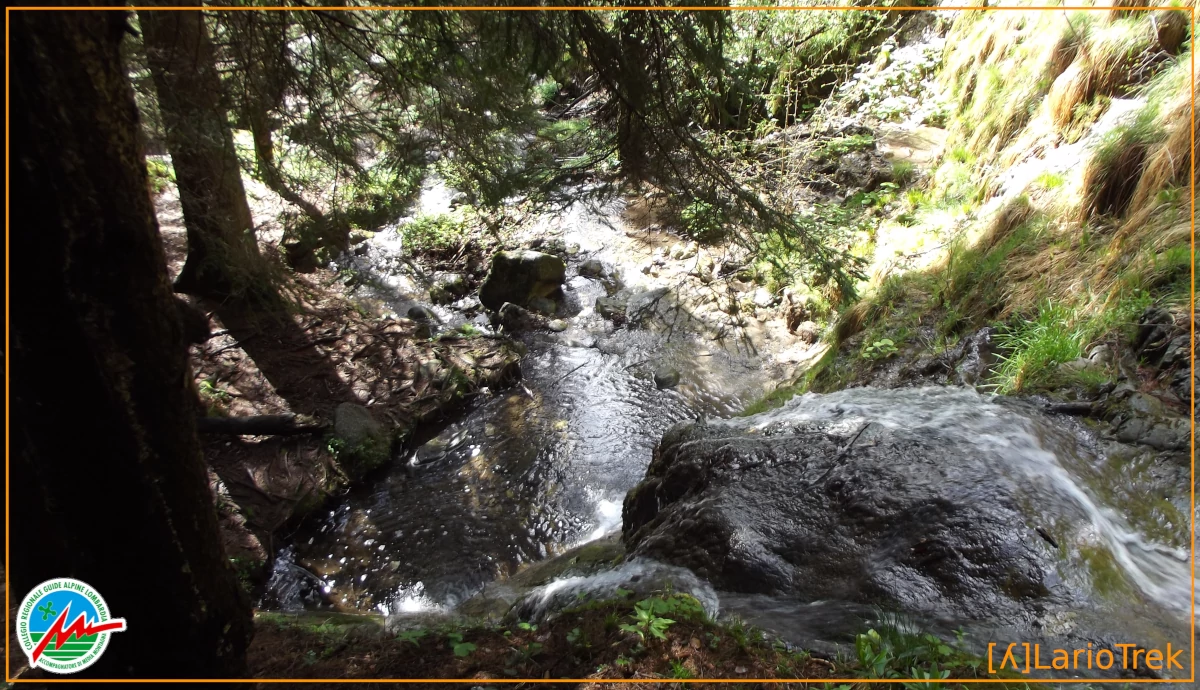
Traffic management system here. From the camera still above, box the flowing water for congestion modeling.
[266,189,791,613]
[265,185,1193,672]
[704,387,1194,659]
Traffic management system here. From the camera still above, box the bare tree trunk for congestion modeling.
[10,7,252,677]
[139,2,274,301]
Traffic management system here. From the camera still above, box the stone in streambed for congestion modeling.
[578,259,606,278]
[654,366,681,390]
[478,250,566,311]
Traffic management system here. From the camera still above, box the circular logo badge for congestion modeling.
[16,578,126,674]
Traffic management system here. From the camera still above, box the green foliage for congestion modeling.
[145,157,175,194]
[400,212,471,256]
[1033,171,1065,190]
[818,134,875,160]
[861,338,898,360]
[678,198,727,243]
[198,378,231,403]
[991,302,1084,394]
[853,623,985,681]
[395,628,427,646]
[891,160,917,187]
[753,197,877,299]
[616,594,703,644]
[619,601,674,643]
[325,433,392,476]
[668,659,694,679]
[446,632,477,657]
[946,146,974,165]
[565,627,587,648]
[729,9,906,126]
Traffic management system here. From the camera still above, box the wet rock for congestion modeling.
[595,295,628,321]
[428,285,454,305]
[578,259,606,278]
[952,326,996,387]
[334,402,384,447]
[547,319,569,332]
[1109,392,1188,451]
[1133,307,1174,363]
[623,388,1085,627]
[834,150,894,192]
[407,305,433,321]
[1157,335,1189,370]
[508,558,718,624]
[479,250,566,311]
[793,321,820,344]
[626,287,671,324]
[528,296,557,316]
[435,273,470,297]
[653,367,681,390]
[496,302,546,332]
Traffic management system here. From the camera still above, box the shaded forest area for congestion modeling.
[10,3,913,678]
[8,0,1196,684]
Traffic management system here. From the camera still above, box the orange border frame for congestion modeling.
[4,1,1195,686]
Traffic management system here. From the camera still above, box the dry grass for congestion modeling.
[945,12,1098,160]
[833,298,872,341]
[981,194,1035,253]
[1048,54,1095,129]
[1127,65,1197,214]
[1079,133,1152,220]
[807,3,1193,401]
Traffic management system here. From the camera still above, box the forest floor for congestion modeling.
[246,598,839,685]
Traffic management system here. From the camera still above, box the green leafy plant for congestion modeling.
[395,628,426,646]
[145,157,175,194]
[400,212,471,255]
[565,627,588,648]
[446,632,477,657]
[678,197,727,243]
[668,659,694,679]
[904,662,952,690]
[857,628,895,678]
[619,599,675,642]
[509,640,543,665]
[862,338,898,360]
[198,378,231,403]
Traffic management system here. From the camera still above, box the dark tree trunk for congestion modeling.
[138,2,273,301]
[10,8,253,678]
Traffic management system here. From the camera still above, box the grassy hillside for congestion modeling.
[789,5,1195,398]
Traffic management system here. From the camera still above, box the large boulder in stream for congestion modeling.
[622,387,1139,630]
[479,250,566,311]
